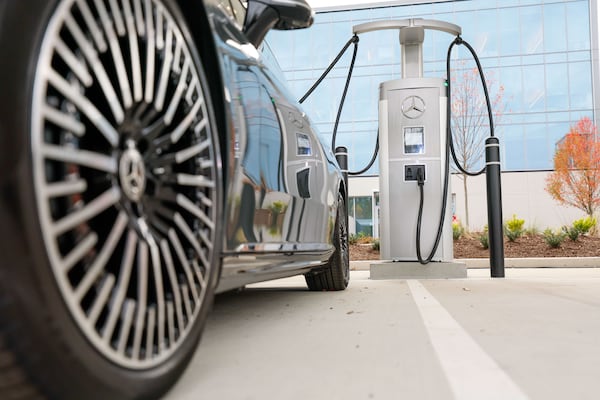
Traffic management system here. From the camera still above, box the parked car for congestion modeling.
[0,0,349,398]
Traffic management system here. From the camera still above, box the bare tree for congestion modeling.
[450,64,507,229]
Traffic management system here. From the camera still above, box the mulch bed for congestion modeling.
[350,234,600,260]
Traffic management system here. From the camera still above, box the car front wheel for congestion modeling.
[0,0,222,398]
[305,193,350,291]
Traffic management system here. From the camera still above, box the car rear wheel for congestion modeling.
[0,0,222,398]
[305,193,350,291]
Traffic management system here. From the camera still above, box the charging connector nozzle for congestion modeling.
[416,167,425,186]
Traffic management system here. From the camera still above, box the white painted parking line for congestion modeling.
[407,280,531,400]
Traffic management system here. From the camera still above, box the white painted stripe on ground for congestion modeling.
[407,280,530,400]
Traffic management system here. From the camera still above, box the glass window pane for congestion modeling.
[473,9,499,58]
[353,196,373,236]
[499,66,522,112]
[545,63,569,111]
[503,126,526,170]
[520,5,543,54]
[569,62,593,109]
[499,8,521,55]
[524,124,551,170]
[522,65,545,112]
[309,23,332,70]
[543,3,567,53]
[566,1,590,51]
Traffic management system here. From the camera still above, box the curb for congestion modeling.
[350,257,600,271]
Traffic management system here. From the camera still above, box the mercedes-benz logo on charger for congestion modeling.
[401,95,426,119]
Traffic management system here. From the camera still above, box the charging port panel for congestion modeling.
[405,164,426,182]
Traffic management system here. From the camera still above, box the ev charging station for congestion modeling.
[308,18,505,278]
[352,20,465,276]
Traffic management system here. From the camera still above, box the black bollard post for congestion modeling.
[485,137,505,278]
[335,146,349,192]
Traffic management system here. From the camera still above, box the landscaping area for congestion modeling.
[349,216,600,261]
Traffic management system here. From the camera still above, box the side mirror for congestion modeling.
[244,0,314,47]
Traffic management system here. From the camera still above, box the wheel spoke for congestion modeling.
[168,229,199,302]
[117,300,136,354]
[180,283,193,322]
[42,144,117,173]
[174,173,213,187]
[88,274,116,325]
[149,238,166,352]
[52,187,120,235]
[62,232,98,272]
[108,0,127,36]
[166,301,175,346]
[63,13,124,124]
[145,306,156,359]
[144,0,156,103]
[164,59,190,125]
[46,68,119,146]
[75,211,128,300]
[45,178,88,198]
[169,98,203,143]
[155,25,174,111]
[123,0,143,102]
[160,240,185,332]
[75,0,108,52]
[132,0,145,36]
[131,240,148,359]
[176,193,214,230]
[95,0,133,109]
[43,105,86,137]
[156,5,165,50]
[102,230,137,343]
[54,38,93,87]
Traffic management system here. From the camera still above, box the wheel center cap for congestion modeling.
[119,141,146,202]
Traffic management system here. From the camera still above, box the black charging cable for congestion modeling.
[447,36,495,176]
[299,35,380,175]
[415,35,496,264]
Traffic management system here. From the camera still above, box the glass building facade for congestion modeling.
[267,0,596,174]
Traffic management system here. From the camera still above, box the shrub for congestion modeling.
[504,214,525,242]
[573,216,596,235]
[543,228,566,248]
[452,222,464,240]
[349,232,374,245]
[372,239,380,251]
[479,233,489,249]
[562,225,579,241]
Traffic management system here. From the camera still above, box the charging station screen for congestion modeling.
[404,127,424,154]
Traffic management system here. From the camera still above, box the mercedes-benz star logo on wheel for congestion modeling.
[401,95,426,119]
[119,141,146,202]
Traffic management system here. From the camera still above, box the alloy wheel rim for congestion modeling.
[339,199,350,283]
[31,0,218,369]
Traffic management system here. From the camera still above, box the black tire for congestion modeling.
[0,0,222,399]
[305,193,350,291]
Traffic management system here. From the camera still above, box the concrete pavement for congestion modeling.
[164,268,600,400]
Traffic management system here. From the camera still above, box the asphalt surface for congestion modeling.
[164,268,600,400]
